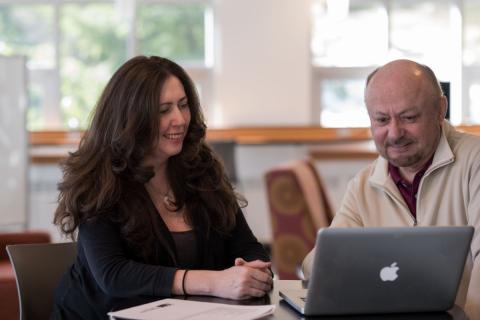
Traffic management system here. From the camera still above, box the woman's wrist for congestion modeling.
[172,269,216,296]
[189,270,216,296]
[182,269,189,295]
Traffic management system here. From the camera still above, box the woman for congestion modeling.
[52,56,272,319]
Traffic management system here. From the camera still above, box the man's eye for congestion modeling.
[375,117,388,125]
[403,115,418,122]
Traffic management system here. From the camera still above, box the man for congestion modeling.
[302,59,480,314]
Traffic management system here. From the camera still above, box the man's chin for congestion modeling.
[386,154,421,168]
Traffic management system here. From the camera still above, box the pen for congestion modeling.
[140,303,172,313]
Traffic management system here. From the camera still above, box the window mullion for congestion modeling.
[52,2,62,128]
[384,0,391,55]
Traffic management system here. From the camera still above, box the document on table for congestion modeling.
[108,298,275,320]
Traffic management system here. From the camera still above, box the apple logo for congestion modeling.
[380,262,399,281]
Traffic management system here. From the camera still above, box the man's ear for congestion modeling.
[439,95,448,122]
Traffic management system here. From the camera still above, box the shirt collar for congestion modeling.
[388,156,434,186]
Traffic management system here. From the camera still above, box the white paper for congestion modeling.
[108,298,275,320]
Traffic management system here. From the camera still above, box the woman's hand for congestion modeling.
[235,258,273,277]
[210,259,273,300]
[171,259,273,300]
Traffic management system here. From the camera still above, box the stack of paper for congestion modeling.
[108,298,275,320]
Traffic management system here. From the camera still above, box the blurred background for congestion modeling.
[1,0,480,244]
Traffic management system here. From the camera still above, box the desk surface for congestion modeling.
[159,280,468,320]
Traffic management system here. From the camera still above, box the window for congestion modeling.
[312,0,479,127]
[60,3,128,129]
[0,4,55,129]
[0,0,212,131]
[464,0,480,123]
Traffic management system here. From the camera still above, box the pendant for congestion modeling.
[163,194,177,211]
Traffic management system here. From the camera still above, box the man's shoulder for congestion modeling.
[447,126,480,157]
[436,125,480,178]
[349,158,382,187]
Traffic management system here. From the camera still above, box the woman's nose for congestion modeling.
[170,106,186,125]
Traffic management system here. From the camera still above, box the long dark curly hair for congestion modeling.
[54,56,242,259]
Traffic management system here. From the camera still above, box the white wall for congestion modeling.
[212,0,312,126]
[0,56,28,227]
[29,164,64,239]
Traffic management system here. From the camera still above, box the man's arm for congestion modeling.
[301,177,364,279]
[465,263,480,317]
[465,151,480,316]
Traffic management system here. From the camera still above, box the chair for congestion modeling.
[208,140,238,184]
[7,242,77,320]
[265,159,334,279]
[0,231,51,320]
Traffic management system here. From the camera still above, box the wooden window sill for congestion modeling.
[28,125,480,164]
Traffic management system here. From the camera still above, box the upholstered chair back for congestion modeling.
[265,160,333,279]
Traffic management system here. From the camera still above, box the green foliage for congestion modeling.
[60,3,127,128]
[0,5,54,66]
[138,3,205,61]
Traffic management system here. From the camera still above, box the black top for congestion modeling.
[51,209,268,320]
[171,230,199,268]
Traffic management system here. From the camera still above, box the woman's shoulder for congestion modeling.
[79,213,120,236]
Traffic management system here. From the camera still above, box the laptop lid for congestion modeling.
[281,226,473,316]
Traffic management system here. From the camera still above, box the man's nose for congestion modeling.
[387,119,404,139]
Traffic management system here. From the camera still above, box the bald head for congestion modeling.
[365,59,443,107]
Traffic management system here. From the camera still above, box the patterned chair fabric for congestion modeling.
[265,160,334,279]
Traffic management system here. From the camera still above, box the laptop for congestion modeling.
[280,226,473,316]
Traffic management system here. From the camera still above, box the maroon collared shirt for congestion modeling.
[388,156,434,219]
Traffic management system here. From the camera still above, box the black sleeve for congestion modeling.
[225,209,270,263]
[78,217,176,298]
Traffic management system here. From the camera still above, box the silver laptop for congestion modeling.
[280,226,473,316]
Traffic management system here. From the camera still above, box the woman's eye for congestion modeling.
[159,105,170,113]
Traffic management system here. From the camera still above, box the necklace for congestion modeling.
[162,189,177,212]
